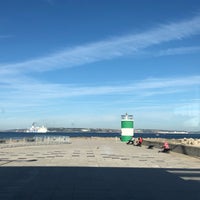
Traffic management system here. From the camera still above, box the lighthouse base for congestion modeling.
[120,135,132,142]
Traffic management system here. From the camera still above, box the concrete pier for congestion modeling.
[0,137,200,199]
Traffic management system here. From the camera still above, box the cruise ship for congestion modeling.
[26,123,48,133]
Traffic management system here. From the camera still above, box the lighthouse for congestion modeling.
[120,113,134,142]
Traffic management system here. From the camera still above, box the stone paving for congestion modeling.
[0,137,200,200]
[0,137,199,168]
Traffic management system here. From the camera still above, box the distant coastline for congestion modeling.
[0,127,199,134]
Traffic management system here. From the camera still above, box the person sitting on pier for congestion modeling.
[159,141,170,153]
[135,137,143,147]
[127,137,135,145]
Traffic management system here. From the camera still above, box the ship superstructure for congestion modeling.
[26,122,48,133]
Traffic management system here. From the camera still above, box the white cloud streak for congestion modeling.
[1,76,199,102]
[1,75,199,130]
[156,46,200,56]
[1,14,200,74]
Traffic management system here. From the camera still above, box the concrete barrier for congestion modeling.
[0,136,71,148]
[143,140,200,157]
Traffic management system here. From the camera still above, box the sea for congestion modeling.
[0,132,200,140]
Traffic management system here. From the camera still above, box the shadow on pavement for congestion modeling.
[0,167,199,200]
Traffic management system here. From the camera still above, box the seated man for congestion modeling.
[159,141,170,153]
[135,137,143,146]
[127,137,135,145]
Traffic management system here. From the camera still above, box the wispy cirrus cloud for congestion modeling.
[1,75,199,129]
[156,46,200,56]
[135,76,200,89]
[1,76,199,101]
[1,14,200,74]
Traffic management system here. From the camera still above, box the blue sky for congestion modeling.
[0,0,200,131]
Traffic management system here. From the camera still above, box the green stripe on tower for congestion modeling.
[120,135,132,142]
[121,121,134,128]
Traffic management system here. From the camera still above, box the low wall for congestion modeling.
[0,136,71,148]
[143,140,200,158]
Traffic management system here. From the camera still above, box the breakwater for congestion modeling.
[143,139,200,158]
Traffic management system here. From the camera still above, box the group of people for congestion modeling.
[127,136,170,153]
[127,137,143,146]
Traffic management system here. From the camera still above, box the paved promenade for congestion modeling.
[0,137,200,199]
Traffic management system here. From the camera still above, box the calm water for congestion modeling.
[0,132,200,139]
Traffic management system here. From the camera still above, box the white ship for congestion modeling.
[26,122,48,133]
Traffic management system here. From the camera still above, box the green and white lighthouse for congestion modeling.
[120,113,134,142]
